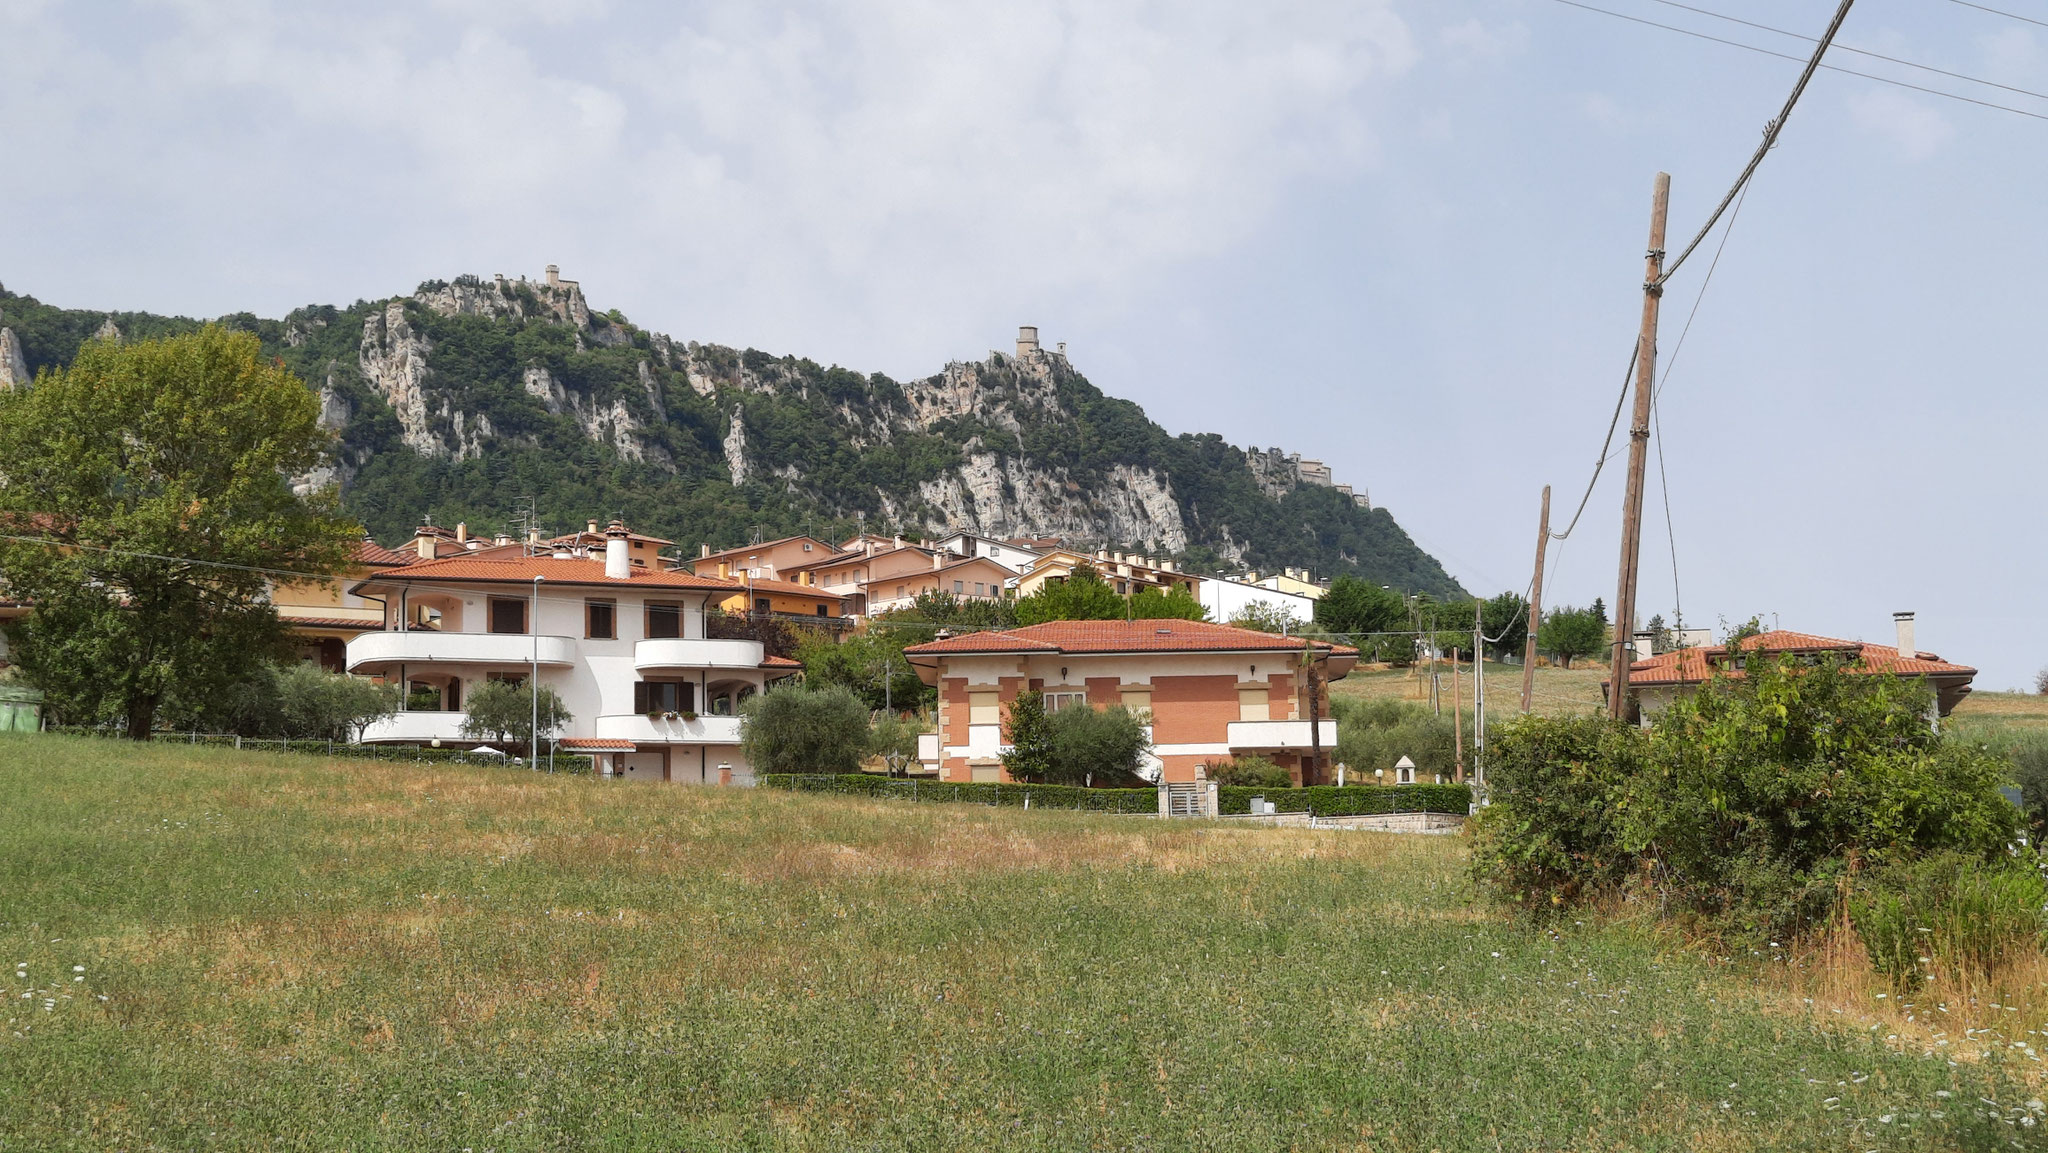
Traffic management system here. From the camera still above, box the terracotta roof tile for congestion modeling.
[352,538,412,567]
[281,616,387,631]
[722,576,844,600]
[361,556,739,591]
[904,619,1356,657]
[762,655,802,668]
[559,738,637,751]
[1623,628,1975,686]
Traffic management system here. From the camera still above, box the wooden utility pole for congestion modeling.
[1300,641,1323,786]
[1451,648,1464,784]
[1521,485,1551,714]
[1609,172,1670,721]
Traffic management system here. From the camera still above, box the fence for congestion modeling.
[761,775,1473,817]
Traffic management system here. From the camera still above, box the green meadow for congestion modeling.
[0,735,2040,1151]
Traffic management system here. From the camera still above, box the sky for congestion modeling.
[3,0,2045,688]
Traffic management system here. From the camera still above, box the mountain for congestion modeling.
[0,270,1465,597]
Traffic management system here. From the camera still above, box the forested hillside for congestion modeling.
[0,274,1464,596]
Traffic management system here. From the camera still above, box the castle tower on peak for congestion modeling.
[1016,326,1039,358]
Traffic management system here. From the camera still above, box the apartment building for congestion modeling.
[903,619,1356,785]
[1014,548,1202,600]
[865,554,1015,614]
[928,530,1044,575]
[346,522,796,782]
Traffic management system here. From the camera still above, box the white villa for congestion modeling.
[346,522,799,783]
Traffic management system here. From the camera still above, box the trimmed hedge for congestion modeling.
[1217,783,1471,817]
[760,774,1159,814]
[50,728,553,769]
[761,775,1472,817]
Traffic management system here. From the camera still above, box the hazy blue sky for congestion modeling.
[4,0,2044,687]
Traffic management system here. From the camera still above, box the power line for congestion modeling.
[1656,0,1854,283]
[1548,0,2048,127]
[1548,345,1639,544]
[1656,174,1754,405]
[1647,0,2048,103]
[1947,0,2048,31]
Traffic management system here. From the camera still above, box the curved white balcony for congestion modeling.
[633,638,765,671]
[594,713,746,745]
[347,631,577,672]
[359,711,471,744]
[1226,719,1339,751]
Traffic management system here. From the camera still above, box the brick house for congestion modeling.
[903,619,1357,784]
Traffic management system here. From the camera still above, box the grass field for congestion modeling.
[3,735,2043,1150]
[1329,661,1608,720]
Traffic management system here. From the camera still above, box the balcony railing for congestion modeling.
[347,631,577,672]
[593,713,746,744]
[359,711,471,744]
[633,638,766,671]
[1225,719,1339,751]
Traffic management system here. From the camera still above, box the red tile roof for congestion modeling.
[353,538,412,567]
[280,616,386,631]
[559,738,637,751]
[721,576,844,601]
[763,655,802,669]
[1623,629,1975,686]
[904,619,1356,657]
[359,556,739,591]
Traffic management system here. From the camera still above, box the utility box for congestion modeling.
[0,684,43,733]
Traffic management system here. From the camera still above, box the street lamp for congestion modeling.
[530,574,544,772]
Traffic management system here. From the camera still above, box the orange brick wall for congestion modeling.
[1148,674,1237,745]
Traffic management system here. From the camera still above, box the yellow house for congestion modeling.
[1247,568,1329,601]
[273,535,413,670]
[708,575,845,621]
[1014,549,1202,600]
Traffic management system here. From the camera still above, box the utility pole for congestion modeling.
[1451,645,1463,784]
[1301,640,1323,786]
[1473,599,1486,794]
[1609,172,1670,721]
[1521,485,1550,714]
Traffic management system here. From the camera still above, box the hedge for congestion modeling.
[759,774,1159,813]
[1217,783,1471,816]
[761,775,1472,817]
[48,727,561,769]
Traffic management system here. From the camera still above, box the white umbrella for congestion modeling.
[468,745,508,757]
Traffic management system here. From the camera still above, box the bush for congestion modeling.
[739,683,872,775]
[1471,655,2024,947]
[1205,754,1293,789]
[1334,697,1457,782]
[198,662,397,741]
[1217,783,1470,816]
[1851,851,2048,990]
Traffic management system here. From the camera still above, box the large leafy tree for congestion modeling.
[1314,575,1407,636]
[1537,605,1607,669]
[0,326,359,737]
[460,678,572,752]
[1480,592,1529,661]
[1013,564,1123,625]
[739,682,872,774]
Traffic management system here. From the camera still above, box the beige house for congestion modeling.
[1014,548,1202,600]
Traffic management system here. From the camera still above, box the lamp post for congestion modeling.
[530,574,544,772]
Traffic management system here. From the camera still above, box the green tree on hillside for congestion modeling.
[1481,592,1529,661]
[1314,575,1406,636]
[0,326,360,737]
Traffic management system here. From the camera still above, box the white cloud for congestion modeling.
[0,1,1415,367]
[1439,17,1528,66]
[1848,88,1954,162]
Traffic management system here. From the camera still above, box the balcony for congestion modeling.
[1225,719,1339,751]
[347,631,577,672]
[633,638,765,671]
[593,713,746,745]
[359,711,471,744]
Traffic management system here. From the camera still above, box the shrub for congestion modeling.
[1001,690,1055,783]
[1217,783,1470,816]
[739,683,871,775]
[1851,851,2048,990]
[1472,655,2023,947]
[759,775,1158,813]
[1334,697,1457,782]
[1205,754,1293,789]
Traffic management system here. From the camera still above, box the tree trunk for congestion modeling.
[124,693,158,740]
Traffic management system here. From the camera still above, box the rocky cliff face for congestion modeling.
[0,272,1464,596]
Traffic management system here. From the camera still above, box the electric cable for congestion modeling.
[1647,0,2048,103]
[1548,0,2048,128]
[1946,0,2048,31]
[1547,345,1639,544]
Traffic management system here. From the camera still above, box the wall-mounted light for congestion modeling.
[1060,667,1067,680]
[1250,664,1257,675]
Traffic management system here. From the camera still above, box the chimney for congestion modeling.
[605,520,632,580]
[587,519,599,537]
[699,542,711,559]
[932,552,943,571]
[526,528,540,545]
[494,532,510,546]
[1894,611,1916,659]
[415,535,434,561]
[893,534,903,550]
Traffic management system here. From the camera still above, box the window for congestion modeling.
[896,584,906,597]
[754,597,771,616]
[815,604,828,617]
[975,582,985,596]
[633,680,694,714]
[445,677,461,711]
[585,599,616,639]
[646,602,682,639]
[1045,691,1088,713]
[488,597,527,635]
[953,580,964,594]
